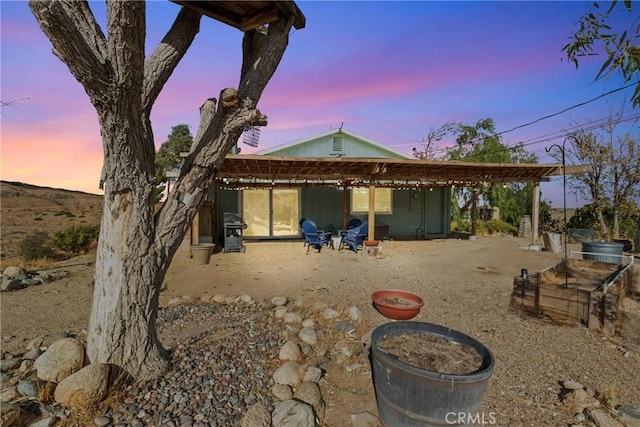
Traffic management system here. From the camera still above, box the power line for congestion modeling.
[495,82,638,138]
[394,81,638,153]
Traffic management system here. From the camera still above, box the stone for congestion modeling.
[562,389,600,414]
[284,312,303,324]
[311,301,328,313]
[166,297,185,308]
[34,338,85,383]
[348,306,363,322]
[54,363,110,409]
[0,358,21,372]
[299,327,318,346]
[94,415,111,426]
[303,366,323,383]
[272,361,303,386]
[271,296,288,306]
[0,402,20,426]
[0,387,19,402]
[212,294,227,304]
[181,294,198,304]
[238,294,253,303]
[272,399,318,427]
[241,402,271,427]
[21,278,40,286]
[24,347,42,361]
[302,319,315,328]
[563,380,585,390]
[321,308,340,319]
[274,307,288,319]
[2,267,25,279]
[17,379,39,397]
[336,322,356,333]
[271,384,293,401]
[588,408,625,427]
[279,341,301,362]
[28,417,55,427]
[41,332,70,347]
[617,404,640,427]
[294,381,325,421]
[26,337,44,351]
[0,279,23,292]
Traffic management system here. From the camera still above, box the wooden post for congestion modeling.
[342,183,349,230]
[471,185,478,235]
[368,184,376,241]
[532,181,540,245]
[192,210,200,245]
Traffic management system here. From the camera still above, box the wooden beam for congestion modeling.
[532,181,540,245]
[368,184,375,241]
[239,6,280,31]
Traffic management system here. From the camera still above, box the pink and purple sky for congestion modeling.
[1,1,637,207]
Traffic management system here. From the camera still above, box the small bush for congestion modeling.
[53,224,100,253]
[18,231,54,261]
[486,218,518,236]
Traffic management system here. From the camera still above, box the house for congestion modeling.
[188,128,586,247]
[193,128,448,244]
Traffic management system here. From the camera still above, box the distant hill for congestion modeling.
[1,181,103,259]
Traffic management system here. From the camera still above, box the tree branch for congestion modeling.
[29,0,109,96]
[142,7,202,113]
[107,1,145,100]
[239,15,294,102]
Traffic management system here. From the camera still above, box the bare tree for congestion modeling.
[30,1,297,380]
[560,109,640,238]
[411,122,457,160]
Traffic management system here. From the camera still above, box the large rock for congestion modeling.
[2,267,25,279]
[272,361,303,386]
[34,338,84,383]
[294,382,325,421]
[241,403,271,427]
[272,399,318,427]
[54,363,110,409]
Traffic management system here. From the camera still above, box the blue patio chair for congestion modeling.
[339,221,368,253]
[300,219,333,252]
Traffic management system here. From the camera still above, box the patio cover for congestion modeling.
[214,154,589,188]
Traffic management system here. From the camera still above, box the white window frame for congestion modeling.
[351,187,393,214]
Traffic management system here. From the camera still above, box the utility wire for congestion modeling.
[395,81,638,153]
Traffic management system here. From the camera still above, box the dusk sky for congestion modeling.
[1,1,637,208]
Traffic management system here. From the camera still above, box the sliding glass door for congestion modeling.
[242,189,299,237]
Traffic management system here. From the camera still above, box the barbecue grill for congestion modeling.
[223,212,247,253]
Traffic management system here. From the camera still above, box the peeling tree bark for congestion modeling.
[30,0,294,380]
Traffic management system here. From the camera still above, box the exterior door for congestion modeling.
[242,189,299,237]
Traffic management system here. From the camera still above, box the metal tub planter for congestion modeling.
[370,321,495,427]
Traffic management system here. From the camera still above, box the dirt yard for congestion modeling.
[1,181,640,426]
[2,234,640,426]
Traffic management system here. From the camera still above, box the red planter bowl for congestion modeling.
[371,289,424,320]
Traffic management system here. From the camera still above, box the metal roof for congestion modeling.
[214,154,589,188]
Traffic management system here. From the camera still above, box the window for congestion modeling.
[331,136,344,154]
[351,187,392,214]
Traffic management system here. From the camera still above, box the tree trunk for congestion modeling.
[31,0,295,380]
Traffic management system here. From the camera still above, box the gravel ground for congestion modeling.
[2,236,639,426]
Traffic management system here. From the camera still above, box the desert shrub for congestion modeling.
[451,219,470,232]
[18,231,54,260]
[486,218,518,236]
[53,224,100,253]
